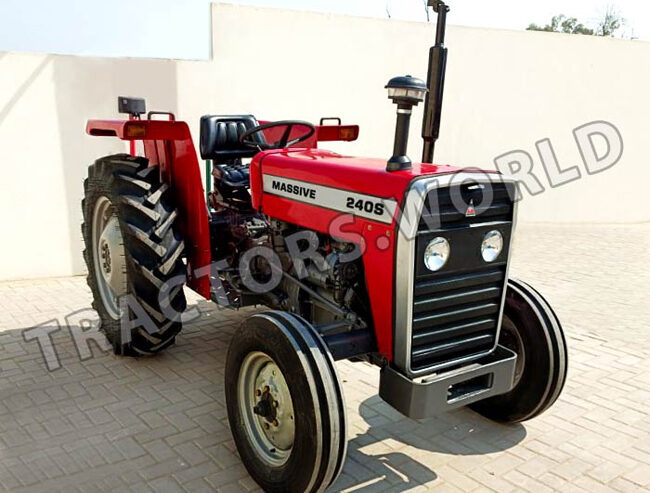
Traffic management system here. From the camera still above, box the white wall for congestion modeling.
[1,3,648,280]
[0,55,177,280]
[178,4,650,225]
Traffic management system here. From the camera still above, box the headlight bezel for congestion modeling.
[481,229,504,263]
[424,236,450,272]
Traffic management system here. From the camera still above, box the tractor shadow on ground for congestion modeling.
[327,394,526,493]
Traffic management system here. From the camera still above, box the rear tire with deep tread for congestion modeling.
[81,154,186,356]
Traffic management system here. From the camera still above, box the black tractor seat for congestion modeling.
[200,114,267,192]
[200,115,265,161]
[200,115,267,204]
[212,163,250,189]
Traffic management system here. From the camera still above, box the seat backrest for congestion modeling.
[199,115,264,161]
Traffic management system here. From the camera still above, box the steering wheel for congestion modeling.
[240,120,316,150]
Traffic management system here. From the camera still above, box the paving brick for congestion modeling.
[142,439,176,463]
[586,460,629,484]
[0,224,648,491]
[179,477,214,493]
[114,437,147,460]
[173,442,210,467]
[140,458,189,481]
[621,465,650,488]
[148,476,184,493]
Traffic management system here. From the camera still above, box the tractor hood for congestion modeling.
[250,148,496,223]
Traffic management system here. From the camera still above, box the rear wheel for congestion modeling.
[225,311,347,493]
[81,154,187,355]
[469,279,568,423]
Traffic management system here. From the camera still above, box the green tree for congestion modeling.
[596,5,623,37]
[527,14,594,35]
[527,6,625,38]
[561,17,594,35]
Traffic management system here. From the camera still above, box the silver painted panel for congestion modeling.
[262,174,398,225]
[393,172,519,378]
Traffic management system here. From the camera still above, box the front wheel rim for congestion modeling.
[237,352,295,467]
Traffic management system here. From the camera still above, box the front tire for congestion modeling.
[470,279,568,423]
[225,311,347,493]
[82,154,187,355]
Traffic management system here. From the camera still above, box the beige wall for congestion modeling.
[1,3,648,280]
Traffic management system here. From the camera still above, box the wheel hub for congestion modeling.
[253,386,277,422]
[238,352,295,466]
[253,362,294,450]
[100,240,112,274]
[97,216,126,292]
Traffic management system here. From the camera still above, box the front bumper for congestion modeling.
[379,345,517,419]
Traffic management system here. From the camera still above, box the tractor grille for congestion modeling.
[419,181,514,231]
[409,180,515,373]
[411,267,506,370]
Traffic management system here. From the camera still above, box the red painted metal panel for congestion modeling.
[87,119,211,299]
[261,194,397,357]
[316,125,359,142]
[254,121,360,149]
[250,148,499,361]
[86,120,189,141]
[250,148,461,199]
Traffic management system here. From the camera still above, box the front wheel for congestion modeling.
[225,311,347,493]
[470,279,568,423]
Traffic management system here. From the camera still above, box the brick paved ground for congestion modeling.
[0,223,648,492]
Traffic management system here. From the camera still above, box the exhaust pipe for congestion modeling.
[385,75,427,172]
[421,0,450,164]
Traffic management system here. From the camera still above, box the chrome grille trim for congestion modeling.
[393,172,518,378]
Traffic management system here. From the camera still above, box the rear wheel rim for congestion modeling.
[237,351,295,467]
[92,196,127,320]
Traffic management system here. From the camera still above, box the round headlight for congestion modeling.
[424,237,450,272]
[481,230,503,262]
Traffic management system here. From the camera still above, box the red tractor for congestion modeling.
[82,3,567,492]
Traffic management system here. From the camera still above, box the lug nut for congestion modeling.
[273,401,279,408]
[264,423,270,430]
[272,419,279,427]
[255,389,261,397]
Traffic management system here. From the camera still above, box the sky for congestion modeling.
[1,0,648,60]
[240,0,650,39]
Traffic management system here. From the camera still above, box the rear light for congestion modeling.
[316,124,359,142]
[125,123,146,138]
[339,128,357,140]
